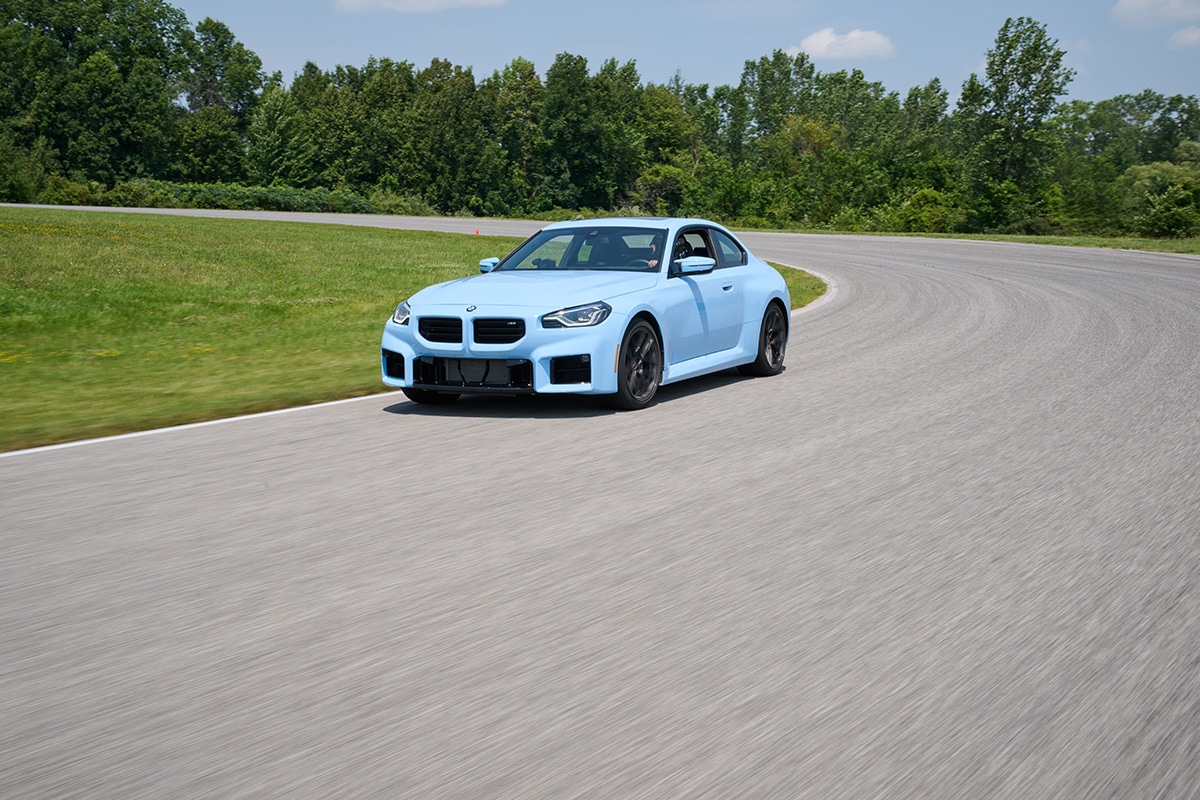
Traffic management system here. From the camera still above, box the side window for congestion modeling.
[711,229,747,267]
[671,229,714,265]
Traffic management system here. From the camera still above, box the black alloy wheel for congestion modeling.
[608,319,662,410]
[739,302,788,377]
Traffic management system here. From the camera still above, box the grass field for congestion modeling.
[0,207,826,451]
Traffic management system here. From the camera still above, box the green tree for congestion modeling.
[690,151,753,220]
[302,65,370,189]
[393,59,502,214]
[640,83,699,166]
[53,50,179,184]
[480,57,546,212]
[182,17,264,121]
[955,17,1074,230]
[633,79,706,214]
[176,104,244,182]
[0,129,50,201]
[358,57,417,190]
[247,83,315,186]
[590,58,644,208]
[810,69,899,151]
[1052,98,1128,232]
[173,18,263,185]
[741,49,816,138]
[668,75,721,163]
[541,52,598,208]
[890,79,955,193]
[713,82,751,165]
[758,114,839,176]
[1052,90,1200,232]
[2,0,189,184]
[289,61,331,114]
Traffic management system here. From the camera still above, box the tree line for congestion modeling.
[3,0,1199,236]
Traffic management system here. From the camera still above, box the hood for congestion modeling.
[409,270,659,310]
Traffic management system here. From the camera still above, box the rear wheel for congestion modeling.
[738,302,788,377]
[607,319,662,410]
[402,387,460,405]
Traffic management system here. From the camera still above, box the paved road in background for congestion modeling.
[3,209,1200,798]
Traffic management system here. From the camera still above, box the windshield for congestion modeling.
[497,226,668,272]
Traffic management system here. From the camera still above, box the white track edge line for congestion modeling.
[0,392,406,459]
[784,265,839,316]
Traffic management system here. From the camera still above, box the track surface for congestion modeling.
[3,212,1200,798]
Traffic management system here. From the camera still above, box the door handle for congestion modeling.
[722,283,734,291]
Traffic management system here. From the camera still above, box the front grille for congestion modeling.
[382,349,405,379]
[473,318,526,344]
[413,357,533,391]
[418,317,463,343]
[550,355,591,384]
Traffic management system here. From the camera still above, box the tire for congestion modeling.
[607,318,662,410]
[738,302,788,377]
[402,387,460,405]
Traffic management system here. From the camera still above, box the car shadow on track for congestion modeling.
[381,368,761,419]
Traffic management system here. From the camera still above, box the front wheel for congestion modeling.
[607,319,662,410]
[738,302,788,377]
[402,387,460,405]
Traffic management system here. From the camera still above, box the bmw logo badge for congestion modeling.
[466,305,477,312]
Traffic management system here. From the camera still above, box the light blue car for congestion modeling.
[381,217,789,410]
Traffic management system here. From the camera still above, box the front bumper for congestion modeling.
[380,310,620,395]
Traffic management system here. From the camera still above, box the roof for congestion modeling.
[541,217,726,232]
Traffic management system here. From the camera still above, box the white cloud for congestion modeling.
[1112,0,1200,26]
[1168,24,1200,45]
[794,28,895,60]
[334,0,506,13]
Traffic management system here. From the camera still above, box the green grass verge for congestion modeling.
[956,233,1200,255]
[768,228,1200,255]
[771,263,826,308]
[0,207,828,451]
[0,207,526,451]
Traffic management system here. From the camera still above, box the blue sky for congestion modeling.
[172,0,1199,103]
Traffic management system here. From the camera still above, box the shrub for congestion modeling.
[101,181,180,208]
[368,190,439,217]
[999,215,1067,236]
[826,207,870,232]
[36,176,98,205]
[1135,184,1200,238]
[94,180,376,215]
[891,189,966,233]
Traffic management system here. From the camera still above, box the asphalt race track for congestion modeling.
[3,211,1200,798]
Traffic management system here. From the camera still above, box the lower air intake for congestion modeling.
[382,349,405,379]
[550,355,591,384]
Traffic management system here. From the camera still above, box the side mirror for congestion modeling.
[677,255,716,275]
[479,257,500,273]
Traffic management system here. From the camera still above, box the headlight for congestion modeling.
[392,300,411,325]
[541,301,612,328]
